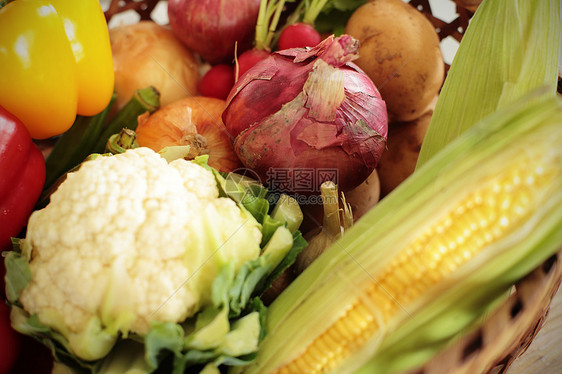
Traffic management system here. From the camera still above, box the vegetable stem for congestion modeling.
[106,128,139,154]
[255,0,269,50]
[253,0,331,50]
[265,0,289,48]
[255,0,299,50]
[340,192,353,230]
[92,86,160,154]
[302,0,330,25]
[44,93,117,190]
[44,86,160,192]
[320,181,341,238]
[284,1,305,26]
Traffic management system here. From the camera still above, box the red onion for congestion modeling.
[222,35,388,194]
[168,0,261,64]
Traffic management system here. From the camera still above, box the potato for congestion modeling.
[345,169,381,221]
[345,0,444,122]
[377,105,434,197]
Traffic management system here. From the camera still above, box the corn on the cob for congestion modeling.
[275,158,552,374]
[242,93,562,374]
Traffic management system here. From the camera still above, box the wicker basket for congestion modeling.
[101,1,562,373]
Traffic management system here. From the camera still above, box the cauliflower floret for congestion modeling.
[19,148,262,360]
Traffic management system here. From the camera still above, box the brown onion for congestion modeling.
[136,96,242,173]
[109,21,199,111]
[222,35,388,194]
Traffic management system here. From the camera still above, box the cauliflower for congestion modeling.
[17,148,262,360]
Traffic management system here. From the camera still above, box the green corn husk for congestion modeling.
[242,91,562,374]
[416,0,560,168]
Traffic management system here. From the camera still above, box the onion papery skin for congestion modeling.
[136,96,243,173]
[223,35,388,194]
[168,0,261,64]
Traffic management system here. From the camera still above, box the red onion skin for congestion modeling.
[223,35,388,194]
[168,0,260,64]
[225,56,312,138]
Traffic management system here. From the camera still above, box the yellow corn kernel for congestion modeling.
[273,160,552,374]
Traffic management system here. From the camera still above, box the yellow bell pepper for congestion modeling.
[49,0,114,117]
[0,0,114,139]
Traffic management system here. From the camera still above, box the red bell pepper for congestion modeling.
[0,106,46,251]
[0,300,20,374]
